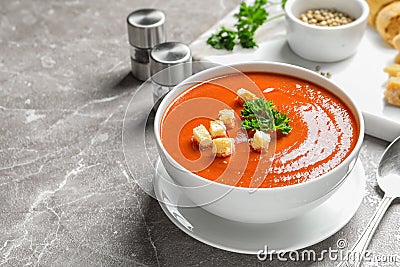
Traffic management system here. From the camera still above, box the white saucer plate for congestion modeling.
[154,159,366,254]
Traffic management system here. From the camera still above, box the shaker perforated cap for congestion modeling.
[127,9,166,49]
[150,42,192,86]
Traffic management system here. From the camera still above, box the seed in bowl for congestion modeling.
[299,9,354,27]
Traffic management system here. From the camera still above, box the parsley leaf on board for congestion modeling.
[206,0,286,50]
[241,98,292,135]
[206,26,237,51]
[235,0,268,48]
[281,0,287,9]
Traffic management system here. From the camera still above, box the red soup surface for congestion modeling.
[161,72,358,188]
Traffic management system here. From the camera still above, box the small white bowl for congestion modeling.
[285,0,369,62]
[154,62,364,223]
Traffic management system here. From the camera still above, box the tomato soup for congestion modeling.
[161,72,358,188]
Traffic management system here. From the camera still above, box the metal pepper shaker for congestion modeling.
[127,9,166,81]
[150,42,192,107]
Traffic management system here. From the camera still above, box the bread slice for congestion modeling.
[393,33,400,49]
[365,0,397,26]
[385,77,400,106]
[393,34,400,63]
[395,52,400,64]
[376,2,400,46]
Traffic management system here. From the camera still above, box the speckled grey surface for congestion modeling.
[0,0,399,266]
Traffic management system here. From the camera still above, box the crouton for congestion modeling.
[192,124,213,149]
[218,109,235,129]
[209,120,227,138]
[384,64,400,77]
[250,130,271,152]
[212,138,235,157]
[385,77,400,106]
[236,88,258,104]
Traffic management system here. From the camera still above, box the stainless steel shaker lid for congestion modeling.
[127,9,166,49]
[150,42,192,86]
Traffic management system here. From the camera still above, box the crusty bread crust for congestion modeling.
[376,2,400,46]
[366,0,397,26]
[395,52,400,64]
[393,33,400,49]
[394,34,400,62]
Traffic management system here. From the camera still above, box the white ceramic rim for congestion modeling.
[284,0,369,31]
[154,61,365,192]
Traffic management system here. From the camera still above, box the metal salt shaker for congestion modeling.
[127,9,166,81]
[150,42,192,107]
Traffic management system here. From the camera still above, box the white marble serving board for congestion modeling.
[189,3,400,142]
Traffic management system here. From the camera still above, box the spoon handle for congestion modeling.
[337,195,394,267]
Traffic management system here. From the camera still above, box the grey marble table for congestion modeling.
[1,0,399,266]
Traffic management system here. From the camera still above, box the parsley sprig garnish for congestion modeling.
[281,0,287,9]
[206,26,237,51]
[235,0,268,48]
[241,98,292,135]
[207,0,286,50]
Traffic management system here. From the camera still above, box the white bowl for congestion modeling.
[154,62,364,223]
[285,0,369,62]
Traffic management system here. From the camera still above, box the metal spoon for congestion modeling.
[337,135,400,267]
